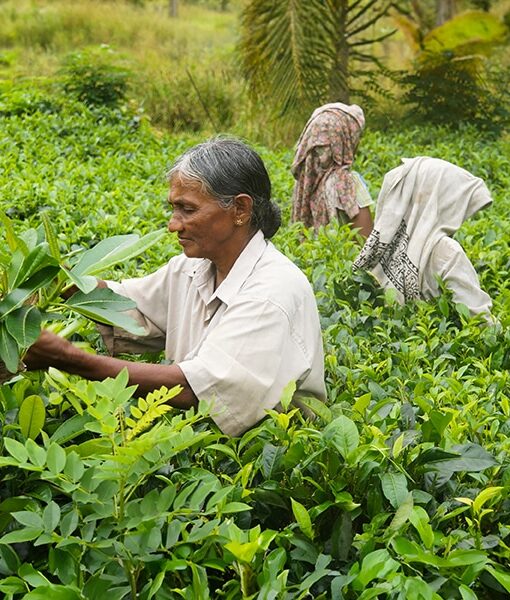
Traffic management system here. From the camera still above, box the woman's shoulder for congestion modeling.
[245,242,316,304]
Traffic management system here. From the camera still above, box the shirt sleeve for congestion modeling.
[101,266,170,355]
[428,237,492,317]
[178,297,313,437]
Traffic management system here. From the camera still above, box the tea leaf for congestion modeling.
[291,497,313,539]
[70,231,166,277]
[323,415,359,460]
[381,472,408,508]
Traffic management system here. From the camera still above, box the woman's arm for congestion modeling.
[23,330,197,408]
[350,206,373,239]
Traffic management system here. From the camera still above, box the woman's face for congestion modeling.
[167,176,239,265]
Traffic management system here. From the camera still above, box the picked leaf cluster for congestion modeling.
[0,212,165,375]
[0,84,510,598]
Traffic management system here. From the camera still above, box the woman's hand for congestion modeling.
[23,329,197,409]
[23,330,77,371]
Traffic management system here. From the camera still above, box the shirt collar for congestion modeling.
[213,230,267,307]
[183,231,267,308]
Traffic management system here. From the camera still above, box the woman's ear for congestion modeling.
[233,194,253,225]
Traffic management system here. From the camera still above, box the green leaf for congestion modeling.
[0,265,60,317]
[279,380,296,411]
[25,438,47,467]
[261,443,285,478]
[0,544,21,574]
[46,443,67,475]
[64,287,144,335]
[61,266,98,294]
[0,528,43,544]
[427,443,497,473]
[5,306,42,349]
[11,510,44,529]
[224,540,260,563]
[291,497,313,539]
[0,324,20,373]
[459,584,478,600]
[41,211,61,261]
[442,549,487,568]
[51,413,94,444]
[23,585,82,600]
[298,394,332,422]
[0,212,27,253]
[409,506,434,549]
[220,502,252,514]
[485,565,510,593]
[8,243,58,290]
[60,510,79,537]
[42,501,60,532]
[472,486,504,514]
[389,492,414,531]
[70,230,165,277]
[3,437,28,463]
[381,472,408,508]
[323,415,359,460]
[18,395,45,440]
[63,451,85,482]
[354,549,399,589]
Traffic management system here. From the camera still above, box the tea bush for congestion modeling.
[1,86,510,598]
[60,46,132,107]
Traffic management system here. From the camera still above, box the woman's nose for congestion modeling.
[168,214,182,233]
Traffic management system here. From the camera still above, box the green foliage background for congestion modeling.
[1,75,510,599]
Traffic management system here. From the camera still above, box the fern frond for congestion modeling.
[125,385,183,441]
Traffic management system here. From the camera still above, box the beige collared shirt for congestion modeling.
[105,231,326,436]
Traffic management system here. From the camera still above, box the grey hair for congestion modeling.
[167,137,281,238]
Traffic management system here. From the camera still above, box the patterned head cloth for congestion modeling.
[291,103,365,230]
[353,157,493,302]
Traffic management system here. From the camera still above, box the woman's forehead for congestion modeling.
[169,175,214,203]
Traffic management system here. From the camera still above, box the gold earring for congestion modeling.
[235,218,244,226]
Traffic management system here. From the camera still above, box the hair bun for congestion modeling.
[261,201,281,238]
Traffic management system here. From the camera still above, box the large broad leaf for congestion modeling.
[422,10,508,57]
[61,266,99,295]
[426,443,497,474]
[70,230,166,277]
[0,266,60,317]
[8,243,58,290]
[64,287,145,335]
[0,323,20,373]
[5,306,42,349]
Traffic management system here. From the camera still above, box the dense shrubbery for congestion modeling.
[60,46,132,107]
[1,86,510,598]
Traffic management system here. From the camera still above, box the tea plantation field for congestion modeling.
[1,89,510,599]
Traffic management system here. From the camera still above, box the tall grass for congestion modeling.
[0,1,236,56]
[0,0,244,133]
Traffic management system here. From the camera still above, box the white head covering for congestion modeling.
[353,156,493,301]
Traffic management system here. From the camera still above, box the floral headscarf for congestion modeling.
[291,103,365,229]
